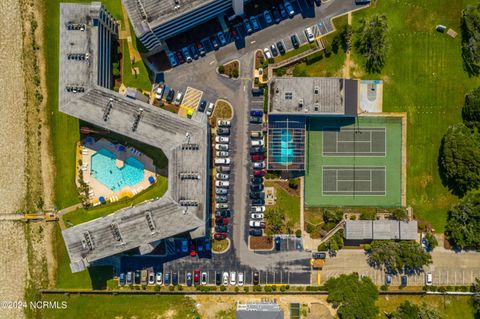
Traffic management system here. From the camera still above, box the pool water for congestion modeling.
[274,129,295,166]
[91,148,144,191]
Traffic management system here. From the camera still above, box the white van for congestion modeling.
[305,27,315,43]
[174,92,183,105]
[251,139,264,146]
[215,158,231,165]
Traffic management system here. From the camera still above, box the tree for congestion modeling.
[355,14,388,73]
[445,191,480,249]
[390,301,441,319]
[324,273,379,319]
[463,87,480,128]
[424,232,438,251]
[473,277,480,314]
[461,4,480,76]
[390,208,408,221]
[367,240,432,274]
[218,64,225,74]
[265,208,285,235]
[439,123,480,195]
[288,178,299,189]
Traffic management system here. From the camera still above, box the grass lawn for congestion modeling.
[376,295,476,319]
[41,294,199,318]
[122,38,152,91]
[62,176,168,226]
[274,42,317,63]
[265,181,301,231]
[214,100,233,119]
[348,0,480,231]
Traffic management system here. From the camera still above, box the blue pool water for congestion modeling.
[274,129,295,166]
[91,148,144,191]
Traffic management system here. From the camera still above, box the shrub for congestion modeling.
[380,284,388,291]
[169,285,174,291]
[295,229,302,238]
[244,286,249,292]
[218,65,225,74]
[220,285,226,291]
[232,68,239,78]
[154,285,161,291]
[235,287,240,292]
[288,178,299,189]
[276,67,287,76]
[350,215,357,220]
[306,223,315,234]
[363,244,372,252]
[254,77,259,85]
[253,285,262,292]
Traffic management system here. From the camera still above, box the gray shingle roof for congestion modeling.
[344,220,417,241]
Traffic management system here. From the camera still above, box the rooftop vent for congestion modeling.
[110,223,123,242]
[180,172,201,180]
[103,98,113,122]
[132,108,143,132]
[66,23,86,31]
[284,92,293,100]
[314,86,319,94]
[314,103,319,111]
[298,99,304,108]
[181,143,199,150]
[145,211,156,232]
[179,200,198,207]
[65,85,85,93]
[82,231,95,250]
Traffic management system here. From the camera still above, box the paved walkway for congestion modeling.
[57,203,83,230]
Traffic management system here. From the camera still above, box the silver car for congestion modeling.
[216,173,230,180]
[215,144,229,151]
[216,151,229,157]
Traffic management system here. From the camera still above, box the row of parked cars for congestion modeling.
[213,119,233,240]
[248,109,266,236]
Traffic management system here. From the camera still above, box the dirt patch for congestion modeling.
[249,236,273,250]
[267,180,299,197]
[220,60,239,79]
[305,303,335,319]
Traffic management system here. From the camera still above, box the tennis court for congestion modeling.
[323,127,386,156]
[305,116,404,207]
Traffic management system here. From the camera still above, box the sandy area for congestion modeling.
[0,0,28,317]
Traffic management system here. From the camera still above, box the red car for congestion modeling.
[190,243,196,257]
[214,232,227,240]
[215,217,229,226]
[253,170,265,177]
[194,270,200,285]
[251,154,264,161]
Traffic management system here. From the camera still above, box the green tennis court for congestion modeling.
[305,116,403,207]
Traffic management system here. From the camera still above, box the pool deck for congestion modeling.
[76,138,157,205]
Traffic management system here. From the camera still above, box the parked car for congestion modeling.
[215,136,229,143]
[251,213,264,219]
[164,272,171,285]
[135,270,141,284]
[206,102,215,116]
[217,128,230,135]
[253,161,265,169]
[215,158,231,166]
[214,232,227,240]
[250,116,262,124]
[244,19,253,34]
[251,206,265,213]
[216,203,229,209]
[174,91,183,105]
[198,99,207,112]
[211,36,219,50]
[181,240,188,253]
[126,271,133,285]
[250,176,264,184]
[194,270,200,285]
[216,173,230,180]
[401,275,408,286]
[204,238,211,251]
[167,52,178,67]
[251,154,264,161]
[249,220,266,228]
[251,131,263,138]
[217,166,231,173]
[190,242,196,257]
[216,217,229,226]
[425,272,433,286]
[250,192,265,199]
[238,272,244,286]
[263,10,273,25]
[186,272,193,286]
[181,47,192,63]
[305,27,315,43]
[216,188,228,195]
[250,110,263,117]
[174,50,185,64]
[190,45,199,60]
[230,272,236,285]
[250,16,260,31]
[216,151,229,157]
[215,210,231,218]
[215,225,228,232]
[216,180,230,187]
[166,89,175,102]
[251,199,265,205]
[196,41,206,56]
[263,47,273,60]
[271,6,281,23]
[156,272,162,285]
[284,1,295,17]
[216,196,228,203]
[172,272,178,285]
[215,144,229,151]
[253,271,260,285]
[155,86,164,100]
[275,236,281,251]
[201,272,208,285]
[270,44,279,56]
[119,273,126,286]
[385,274,392,286]
[249,228,263,236]
[251,184,264,192]
[216,272,222,286]
[251,139,264,147]
[276,41,286,55]
[291,34,300,48]
[250,146,264,154]
[253,170,265,177]
[279,3,287,18]
[218,120,231,127]
[217,32,227,45]
[223,272,229,285]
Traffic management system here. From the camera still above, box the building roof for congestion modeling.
[344,220,417,241]
[59,3,208,272]
[268,77,358,116]
[122,0,219,38]
[236,303,284,319]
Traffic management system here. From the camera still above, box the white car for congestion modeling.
[216,188,228,195]
[305,27,315,43]
[216,180,230,188]
[218,120,231,127]
[215,144,229,151]
[238,272,244,286]
[155,86,164,100]
[148,271,155,285]
[230,272,236,285]
[206,102,215,116]
[223,272,229,285]
[216,203,228,209]
[215,136,229,144]
[253,161,265,169]
[425,272,432,286]
[251,139,264,146]
[174,91,183,105]
[251,206,265,213]
[251,213,264,219]
[263,47,273,60]
[156,272,162,285]
[216,173,230,180]
[201,272,208,285]
[216,151,229,157]
[249,220,265,228]
[215,158,231,165]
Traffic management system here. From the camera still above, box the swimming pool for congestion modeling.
[91,148,144,191]
[273,129,295,166]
